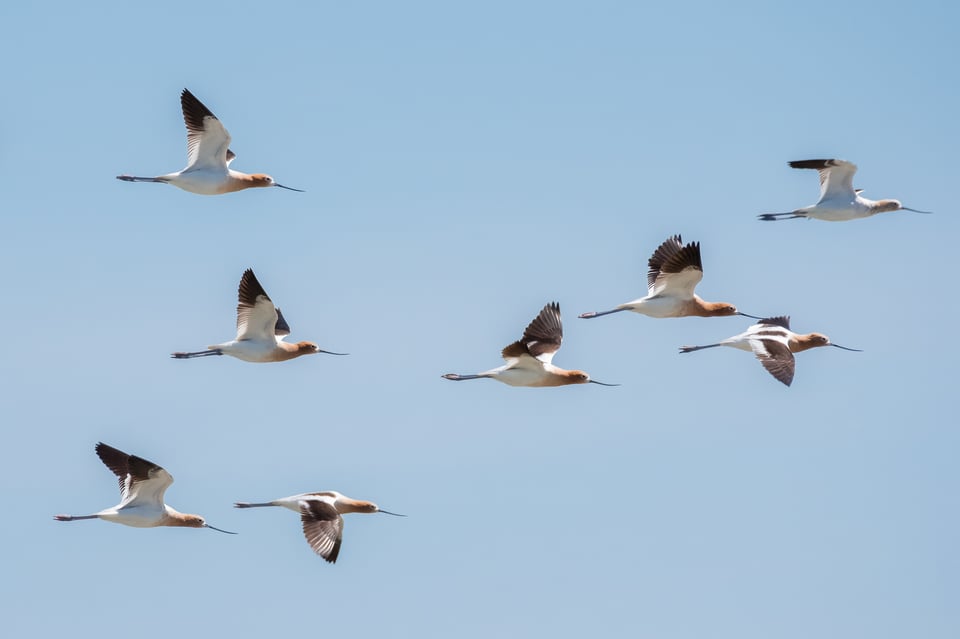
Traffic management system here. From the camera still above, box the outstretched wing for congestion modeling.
[235,269,279,342]
[300,500,344,563]
[750,338,796,387]
[95,442,173,506]
[181,89,232,170]
[789,159,857,202]
[501,302,563,365]
[755,316,791,330]
[274,307,291,341]
[646,235,703,298]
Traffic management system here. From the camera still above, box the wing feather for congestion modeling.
[500,302,563,364]
[789,159,857,202]
[300,501,344,563]
[274,307,291,339]
[752,338,795,386]
[95,443,172,505]
[647,236,703,297]
[181,89,232,170]
[755,316,791,330]
[235,269,278,341]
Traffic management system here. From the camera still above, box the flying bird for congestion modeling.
[579,235,760,320]
[758,159,931,222]
[442,302,617,387]
[234,492,404,563]
[54,443,235,533]
[117,88,303,195]
[678,316,860,386]
[171,269,346,363]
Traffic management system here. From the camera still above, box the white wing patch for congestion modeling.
[187,117,232,171]
[236,296,279,342]
[818,160,858,202]
[121,468,174,508]
[512,353,549,370]
[650,266,702,298]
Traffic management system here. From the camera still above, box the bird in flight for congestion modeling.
[117,88,303,195]
[758,159,930,222]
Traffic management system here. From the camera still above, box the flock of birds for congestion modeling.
[54,88,931,563]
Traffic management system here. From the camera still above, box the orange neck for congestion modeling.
[688,298,738,317]
[789,334,824,353]
[220,173,272,194]
[275,342,314,361]
[163,512,205,528]
[335,498,378,515]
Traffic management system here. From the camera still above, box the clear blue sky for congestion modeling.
[1,1,957,637]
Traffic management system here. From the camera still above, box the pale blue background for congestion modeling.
[1,1,957,637]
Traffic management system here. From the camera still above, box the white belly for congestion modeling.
[99,506,165,528]
[624,296,686,318]
[490,366,565,387]
[214,340,278,363]
[720,337,756,352]
[167,168,230,195]
[807,200,864,221]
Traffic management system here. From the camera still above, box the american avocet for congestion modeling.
[54,443,235,533]
[579,235,760,320]
[172,269,346,363]
[758,159,931,222]
[235,492,405,563]
[117,89,303,195]
[442,302,618,387]
[679,316,861,386]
